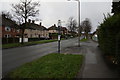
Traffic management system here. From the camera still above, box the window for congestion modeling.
[13,28,15,32]
[5,26,11,32]
[30,34,32,38]
[17,29,20,33]
[4,34,11,38]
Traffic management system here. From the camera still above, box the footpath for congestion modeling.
[61,40,120,78]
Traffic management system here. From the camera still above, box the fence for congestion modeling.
[2,37,50,44]
[2,38,19,44]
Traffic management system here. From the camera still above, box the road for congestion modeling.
[2,38,79,77]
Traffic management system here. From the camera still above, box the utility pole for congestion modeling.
[68,0,81,47]
[78,0,80,47]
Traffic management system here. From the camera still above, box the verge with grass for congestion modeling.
[2,39,57,49]
[80,38,88,42]
[6,53,83,78]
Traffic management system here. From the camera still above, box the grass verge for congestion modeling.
[2,39,57,49]
[6,53,83,78]
[80,38,88,42]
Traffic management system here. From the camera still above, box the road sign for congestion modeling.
[58,35,61,41]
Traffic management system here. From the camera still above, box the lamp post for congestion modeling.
[58,20,61,53]
[68,0,80,47]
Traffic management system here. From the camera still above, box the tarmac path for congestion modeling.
[62,40,120,78]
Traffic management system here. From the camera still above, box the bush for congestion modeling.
[116,32,120,65]
[98,14,120,56]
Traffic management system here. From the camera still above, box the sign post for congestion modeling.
[58,20,61,53]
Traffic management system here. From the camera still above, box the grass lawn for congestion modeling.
[80,38,88,42]
[2,39,57,49]
[6,53,83,78]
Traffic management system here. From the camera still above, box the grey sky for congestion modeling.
[0,0,113,32]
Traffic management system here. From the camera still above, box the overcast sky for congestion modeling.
[0,0,113,32]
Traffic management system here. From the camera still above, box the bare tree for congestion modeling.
[67,17,77,37]
[79,25,83,36]
[11,0,40,44]
[1,11,13,19]
[81,18,92,38]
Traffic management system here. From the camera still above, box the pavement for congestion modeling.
[61,40,120,78]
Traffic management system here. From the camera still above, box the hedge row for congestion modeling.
[98,14,120,64]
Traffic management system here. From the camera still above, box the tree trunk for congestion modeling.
[85,32,88,39]
[21,28,25,44]
[21,2,27,44]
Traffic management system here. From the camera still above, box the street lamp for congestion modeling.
[58,20,61,53]
[68,0,80,47]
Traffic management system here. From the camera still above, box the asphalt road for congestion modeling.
[2,38,79,77]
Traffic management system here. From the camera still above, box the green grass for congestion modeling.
[80,38,88,42]
[2,39,57,49]
[6,53,83,78]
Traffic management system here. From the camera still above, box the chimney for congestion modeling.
[28,19,31,23]
[32,20,35,24]
[54,24,56,27]
[40,22,42,26]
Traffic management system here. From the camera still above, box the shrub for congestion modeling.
[98,14,120,57]
[116,32,120,65]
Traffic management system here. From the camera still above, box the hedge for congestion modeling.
[98,14,120,64]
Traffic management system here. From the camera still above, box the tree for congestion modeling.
[112,0,120,14]
[67,17,77,37]
[81,18,92,38]
[98,14,120,66]
[11,0,40,44]
[1,11,13,19]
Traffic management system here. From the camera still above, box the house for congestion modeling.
[61,27,68,35]
[48,24,69,39]
[0,14,22,38]
[48,24,58,34]
[23,19,49,39]
[48,24,58,39]
[48,24,68,35]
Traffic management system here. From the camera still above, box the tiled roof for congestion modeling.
[1,15,19,28]
[48,25,58,30]
[61,27,67,31]
[21,22,47,31]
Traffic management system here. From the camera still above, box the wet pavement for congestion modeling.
[61,40,120,78]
